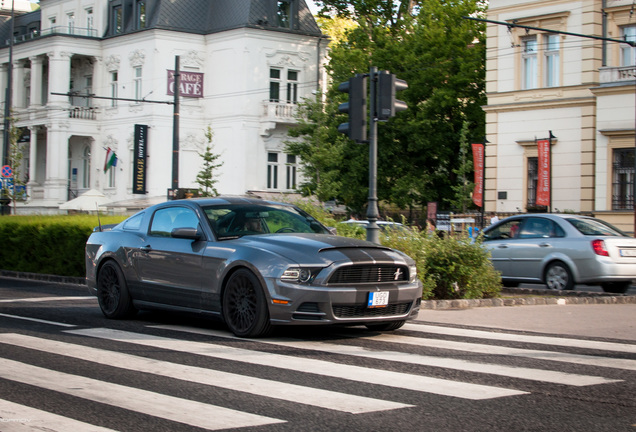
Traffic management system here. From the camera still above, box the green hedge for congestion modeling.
[0,203,501,300]
[0,215,126,277]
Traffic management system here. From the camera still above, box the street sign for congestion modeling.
[1,165,12,178]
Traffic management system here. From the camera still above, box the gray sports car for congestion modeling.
[85,197,422,337]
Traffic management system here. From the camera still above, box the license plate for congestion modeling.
[620,249,636,257]
[368,291,389,308]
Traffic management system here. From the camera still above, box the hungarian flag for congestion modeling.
[104,147,118,172]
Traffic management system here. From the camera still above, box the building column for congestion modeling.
[12,59,25,109]
[47,51,72,109]
[29,56,43,107]
[44,122,69,203]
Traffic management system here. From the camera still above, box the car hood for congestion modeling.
[233,233,412,265]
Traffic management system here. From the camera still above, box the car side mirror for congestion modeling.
[171,227,202,240]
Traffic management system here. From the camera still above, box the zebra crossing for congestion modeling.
[0,318,633,431]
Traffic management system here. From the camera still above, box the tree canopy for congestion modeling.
[288,0,487,215]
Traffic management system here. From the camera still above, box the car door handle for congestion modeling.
[497,244,509,248]
[140,245,152,252]
[539,243,551,248]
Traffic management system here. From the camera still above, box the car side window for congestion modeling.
[149,207,199,237]
[518,218,566,239]
[122,212,144,231]
[483,219,522,241]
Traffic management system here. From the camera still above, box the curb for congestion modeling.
[2,270,635,309]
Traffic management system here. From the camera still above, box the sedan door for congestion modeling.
[135,206,205,309]
[483,219,525,277]
[505,217,566,280]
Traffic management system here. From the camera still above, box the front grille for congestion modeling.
[328,265,409,284]
[332,302,411,318]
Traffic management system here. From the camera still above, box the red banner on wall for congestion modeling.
[471,143,484,207]
[536,139,551,207]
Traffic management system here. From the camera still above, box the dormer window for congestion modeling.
[113,5,123,34]
[137,0,147,29]
[277,1,292,28]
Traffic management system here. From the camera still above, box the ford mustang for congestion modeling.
[85,197,422,337]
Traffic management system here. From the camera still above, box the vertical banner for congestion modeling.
[536,139,551,206]
[133,124,148,194]
[471,143,484,207]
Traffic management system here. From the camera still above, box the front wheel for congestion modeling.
[222,269,271,338]
[96,261,136,319]
[544,262,575,291]
[601,282,631,294]
[365,320,406,331]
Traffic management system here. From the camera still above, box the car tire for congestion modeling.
[502,280,520,288]
[97,261,137,319]
[222,269,272,338]
[601,282,631,294]
[544,261,575,291]
[365,320,406,331]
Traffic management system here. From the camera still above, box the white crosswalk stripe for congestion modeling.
[0,333,412,414]
[69,327,528,400]
[0,318,631,431]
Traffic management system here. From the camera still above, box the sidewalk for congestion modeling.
[417,302,636,341]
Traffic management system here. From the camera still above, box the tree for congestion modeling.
[195,126,223,197]
[448,120,475,213]
[288,0,487,215]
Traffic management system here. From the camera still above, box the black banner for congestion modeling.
[133,124,148,194]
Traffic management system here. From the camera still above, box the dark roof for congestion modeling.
[0,0,321,46]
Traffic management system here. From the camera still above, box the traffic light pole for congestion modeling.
[366,67,380,244]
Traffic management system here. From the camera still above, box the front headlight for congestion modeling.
[409,265,418,283]
[280,267,322,284]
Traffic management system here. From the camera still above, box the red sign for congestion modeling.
[471,143,484,207]
[1,165,12,178]
[536,139,551,207]
[167,70,204,98]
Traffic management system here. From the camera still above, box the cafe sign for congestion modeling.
[167,70,204,98]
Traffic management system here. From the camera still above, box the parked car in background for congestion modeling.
[481,214,636,293]
[85,197,422,337]
[338,220,413,235]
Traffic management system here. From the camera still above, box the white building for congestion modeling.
[485,0,636,232]
[0,0,327,213]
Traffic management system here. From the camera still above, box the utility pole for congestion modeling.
[172,55,180,191]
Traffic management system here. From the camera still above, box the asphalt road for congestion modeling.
[0,278,634,432]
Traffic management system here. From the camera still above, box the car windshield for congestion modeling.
[203,203,330,239]
[566,217,626,237]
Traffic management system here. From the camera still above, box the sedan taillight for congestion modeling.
[592,239,609,257]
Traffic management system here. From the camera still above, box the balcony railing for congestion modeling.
[3,26,99,46]
[262,100,298,123]
[599,65,636,84]
[68,106,97,120]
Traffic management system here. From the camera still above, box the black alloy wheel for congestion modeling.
[222,269,271,338]
[96,261,136,319]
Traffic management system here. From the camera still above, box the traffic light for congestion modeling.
[377,71,408,121]
[337,74,367,142]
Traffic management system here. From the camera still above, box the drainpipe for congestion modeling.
[602,0,607,67]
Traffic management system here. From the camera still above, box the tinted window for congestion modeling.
[204,203,329,239]
[122,212,144,231]
[518,217,564,239]
[566,218,626,237]
[483,219,523,241]
[149,207,199,237]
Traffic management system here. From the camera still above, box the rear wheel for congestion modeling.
[544,262,574,291]
[222,269,271,338]
[365,320,406,331]
[601,282,631,294]
[96,261,136,319]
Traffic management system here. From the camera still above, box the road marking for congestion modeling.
[0,398,117,432]
[0,333,410,414]
[0,313,76,328]
[0,357,284,430]
[403,323,636,354]
[0,296,94,303]
[70,327,527,400]
[149,325,619,387]
[351,332,636,371]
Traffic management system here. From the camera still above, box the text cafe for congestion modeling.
[167,70,204,98]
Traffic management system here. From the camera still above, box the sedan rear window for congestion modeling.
[566,218,626,237]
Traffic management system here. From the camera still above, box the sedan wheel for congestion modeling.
[97,261,136,319]
[223,269,271,338]
[544,262,574,290]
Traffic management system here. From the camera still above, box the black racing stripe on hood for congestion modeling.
[319,246,398,263]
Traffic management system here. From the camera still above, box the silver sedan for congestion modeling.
[85,197,422,337]
[481,214,636,293]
